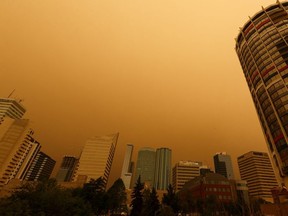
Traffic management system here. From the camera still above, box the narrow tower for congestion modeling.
[120,144,134,189]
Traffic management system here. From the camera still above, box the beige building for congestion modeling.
[74,133,119,187]
[237,151,279,202]
[0,98,26,124]
[0,117,40,187]
[172,161,201,191]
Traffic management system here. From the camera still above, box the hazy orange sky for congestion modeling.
[0,0,277,186]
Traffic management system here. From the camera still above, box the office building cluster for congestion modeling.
[0,98,55,188]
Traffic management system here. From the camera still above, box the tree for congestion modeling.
[141,187,160,216]
[130,176,144,216]
[162,184,179,213]
[82,177,107,215]
[0,179,92,216]
[106,178,127,214]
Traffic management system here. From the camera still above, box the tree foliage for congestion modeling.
[162,184,179,213]
[0,179,92,216]
[130,176,144,216]
[0,177,129,216]
[141,187,160,216]
[106,178,127,214]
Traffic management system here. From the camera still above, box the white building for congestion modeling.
[121,144,134,189]
[237,151,279,202]
[172,161,201,191]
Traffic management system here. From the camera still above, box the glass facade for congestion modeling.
[236,1,288,185]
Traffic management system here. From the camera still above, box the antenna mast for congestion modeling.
[7,89,15,98]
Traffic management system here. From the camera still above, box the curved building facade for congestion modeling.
[235,1,288,185]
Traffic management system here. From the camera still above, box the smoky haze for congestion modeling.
[0,0,272,186]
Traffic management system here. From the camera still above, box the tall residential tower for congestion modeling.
[235,1,288,185]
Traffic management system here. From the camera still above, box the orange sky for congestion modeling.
[0,0,276,186]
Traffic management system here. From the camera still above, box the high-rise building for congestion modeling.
[134,147,156,187]
[23,151,56,181]
[56,156,78,182]
[237,151,279,202]
[172,161,201,192]
[154,147,172,190]
[0,118,41,186]
[214,152,234,179]
[0,98,26,123]
[75,133,119,186]
[121,144,134,189]
[235,1,288,185]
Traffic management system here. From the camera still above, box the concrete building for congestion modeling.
[56,156,78,182]
[235,1,288,185]
[0,98,26,124]
[199,165,213,176]
[154,148,172,190]
[230,180,250,212]
[214,152,234,179]
[23,151,55,181]
[120,144,134,189]
[172,161,201,192]
[0,118,40,187]
[134,147,156,187]
[237,151,279,202]
[180,173,235,203]
[75,133,119,187]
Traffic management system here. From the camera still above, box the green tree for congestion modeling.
[82,177,107,215]
[130,176,144,216]
[106,178,127,214]
[162,184,179,213]
[141,187,160,216]
[0,179,92,216]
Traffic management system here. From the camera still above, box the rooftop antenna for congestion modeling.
[7,89,15,98]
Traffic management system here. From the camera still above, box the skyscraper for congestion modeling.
[56,156,79,182]
[23,151,56,181]
[214,152,234,179]
[0,118,40,187]
[121,144,134,189]
[75,133,119,186]
[172,161,201,192]
[0,98,26,123]
[154,147,172,190]
[134,147,156,187]
[237,151,279,202]
[235,1,288,185]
